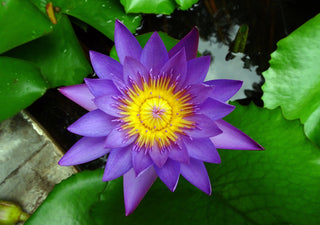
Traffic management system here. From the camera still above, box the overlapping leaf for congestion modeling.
[0,57,48,121]
[0,0,142,121]
[0,0,53,54]
[120,0,176,14]
[5,15,92,88]
[262,13,320,146]
[26,104,320,224]
[25,170,106,225]
[91,103,320,225]
[175,0,199,10]
[120,0,198,14]
[30,0,142,40]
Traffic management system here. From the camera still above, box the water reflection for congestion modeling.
[198,24,262,100]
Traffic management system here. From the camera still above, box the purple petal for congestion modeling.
[123,57,148,87]
[103,146,133,181]
[111,76,128,93]
[140,32,169,76]
[68,109,115,137]
[180,158,211,195]
[183,137,221,163]
[168,142,190,164]
[188,83,214,105]
[169,27,199,61]
[59,137,109,166]
[199,98,235,121]
[89,50,123,79]
[132,149,153,176]
[115,20,142,64]
[154,159,180,192]
[93,95,121,117]
[124,167,157,216]
[149,143,169,168]
[185,56,211,84]
[210,119,264,150]
[59,84,97,111]
[105,127,137,149]
[204,79,243,102]
[160,48,187,84]
[84,78,121,97]
[184,114,222,138]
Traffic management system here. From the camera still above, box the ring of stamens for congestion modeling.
[118,75,195,150]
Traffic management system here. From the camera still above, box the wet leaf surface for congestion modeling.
[262,13,320,146]
[0,57,48,121]
[5,15,92,88]
[0,0,53,54]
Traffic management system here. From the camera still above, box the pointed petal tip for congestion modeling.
[191,26,199,33]
[206,186,212,195]
[58,156,76,167]
[180,158,212,195]
[211,119,264,151]
[154,159,180,192]
[123,168,157,216]
[58,84,97,111]
[115,18,123,25]
[151,31,160,38]
[115,19,125,31]
[200,176,212,195]
[205,79,244,102]
[58,158,66,166]
[114,19,142,64]
[186,26,199,41]
[125,208,134,216]
[58,86,68,95]
[88,50,104,64]
[168,181,179,192]
[233,80,243,93]
[256,144,265,151]
[169,27,199,60]
[88,50,96,58]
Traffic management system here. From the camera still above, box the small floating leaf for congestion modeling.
[231,24,249,53]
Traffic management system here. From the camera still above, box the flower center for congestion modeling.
[140,97,172,130]
[118,76,195,150]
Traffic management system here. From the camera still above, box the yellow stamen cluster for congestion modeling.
[118,76,195,150]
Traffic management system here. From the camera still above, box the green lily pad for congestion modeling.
[120,0,176,14]
[24,104,320,224]
[0,57,48,121]
[0,0,53,54]
[262,13,320,146]
[119,0,198,14]
[175,0,198,10]
[5,15,92,88]
[91,103,320,224]
[25,170,106,225]
[31,0,142,40]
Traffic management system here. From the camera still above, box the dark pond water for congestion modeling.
[27,0,320,170]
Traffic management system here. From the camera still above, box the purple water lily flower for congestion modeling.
[58,20,263,215]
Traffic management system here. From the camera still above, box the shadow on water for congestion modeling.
[27,0,320,169]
